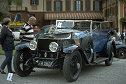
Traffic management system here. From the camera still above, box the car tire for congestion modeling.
[81,36,93,63]
[13,51,33,77]
[105,46,114,66]
[63,51,82,82]
[116,48,126,59]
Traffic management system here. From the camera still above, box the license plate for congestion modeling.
[41,61,52,67]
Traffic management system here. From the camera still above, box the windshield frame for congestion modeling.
[56,20,74,29]
[56,20,93,32]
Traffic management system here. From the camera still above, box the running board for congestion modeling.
[92,57,109,64]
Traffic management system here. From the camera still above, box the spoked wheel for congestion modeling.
[13,51,33,77]
[105,46,114,66]
[63,51,82,82]
[116,48,126,59]
[85,42,93,62]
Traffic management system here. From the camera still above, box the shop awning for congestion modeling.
[44,12,103,20]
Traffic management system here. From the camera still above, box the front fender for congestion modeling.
[63,45,90,64]
[63,45,78,53]
[15,43,30,51]
[107,40,116,56]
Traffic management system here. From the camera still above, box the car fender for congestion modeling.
[63,45,78,53]
[116,44,126,49]
[63,45,90,64]
[106,40,116,56]
[15,43,30,51]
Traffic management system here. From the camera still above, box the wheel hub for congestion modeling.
[120,52,124,56]
[77,63,80,69]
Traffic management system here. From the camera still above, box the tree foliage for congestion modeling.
[8,0,22,4]
[119,0,126,3]
[0,0,22,22]
[120,17,126,22]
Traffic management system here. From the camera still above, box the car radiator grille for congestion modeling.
[37,39,58,51]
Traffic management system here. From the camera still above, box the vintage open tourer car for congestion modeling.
[13,20,116,82]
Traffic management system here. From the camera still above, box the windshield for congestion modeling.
[56,21,73,29]
[73,21,91,32]
[35,25,56,38]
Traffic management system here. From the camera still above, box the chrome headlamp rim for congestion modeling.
[49,42,58,52]
[29,40,37,50]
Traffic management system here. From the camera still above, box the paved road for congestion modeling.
[0,55,126,84]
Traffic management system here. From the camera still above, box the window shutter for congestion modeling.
[30,0,32,5]
[47,1,51,11]
[99,1,102,11]
[54,1,56,11]
[81,1,83,11]
[36,0,39,5]
[60,1,62,11]
[74,1,76,11]
[93,1,95,11]
[66,0,70,11]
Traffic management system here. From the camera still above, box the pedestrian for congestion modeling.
[0,18,15,74]
[20,16,36,42]
[120,33,124,43]
[0,24,2,29]
[19,16,36,72]
[124,32,126,44]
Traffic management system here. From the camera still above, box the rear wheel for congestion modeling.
[116,48,126,59]
[13,51,33,77]
[63,51,82,82]
[105,46,114,66]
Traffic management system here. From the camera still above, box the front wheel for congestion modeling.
[13,51,33,77]
[105,46,114,66]
[63,51,82,82]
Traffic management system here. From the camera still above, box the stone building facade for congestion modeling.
[103,0,126,33]
[9,0,103,27]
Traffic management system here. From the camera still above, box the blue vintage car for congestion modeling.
[13,20,116,82]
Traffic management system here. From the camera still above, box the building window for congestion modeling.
[30,0,39,5]
[74,0,83,11]
[66,0,71,11]
[54,1,62,11]
[93,1,100,11]
[85,0,90,11]
[8,0,12,5]
[46,0,51,11]
[93,1,99,11]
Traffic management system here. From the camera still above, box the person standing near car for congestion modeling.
[124,32,126,44]
[20,16,36,42]
[19,16,36,72]
[0,24,2,29]
[0,18,15,74]
[120,32,124,43]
